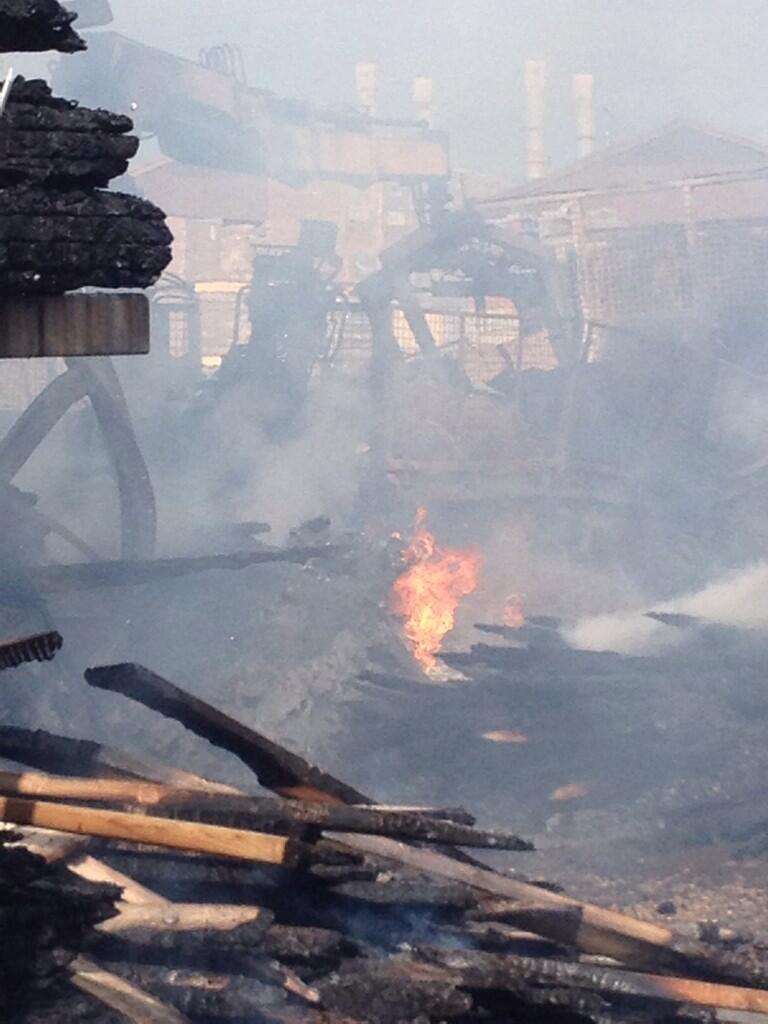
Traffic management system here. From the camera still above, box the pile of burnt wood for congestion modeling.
[3,659,768,1023]
[345,609,768,838]
[0,0,171,293]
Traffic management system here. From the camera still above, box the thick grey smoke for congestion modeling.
[152,373,372,549]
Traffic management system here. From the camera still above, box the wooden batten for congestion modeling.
[0,796,297,865]
[0,293,150,358]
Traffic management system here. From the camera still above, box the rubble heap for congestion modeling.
[2,660,768,1022]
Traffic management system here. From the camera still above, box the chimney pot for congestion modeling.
[573,73,595,159]
[524,59,548,181]
[355,62,378,118]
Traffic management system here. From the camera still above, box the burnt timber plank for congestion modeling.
[84,663,368,804]
[0,292,149,357]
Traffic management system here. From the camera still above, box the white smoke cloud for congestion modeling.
[565,560,768,654]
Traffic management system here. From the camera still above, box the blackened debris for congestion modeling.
[0,186,172,295]
[0,78,138,189]
[0,834,119,1021]
[0,0,85,53]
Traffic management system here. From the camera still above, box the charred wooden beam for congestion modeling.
[644,611,702,629]
[99,901,272,937]
[0,724,240,793]
[0,770,184,805]
[261,924,353,966]
[154,795,530,852]
[70,956,190,1024]
[84,663,367,804]
[66,852,174,906]
[441,642,634,674]
[0,630,62,670]
[0,770,529,848]
[466,898,584,937]
[452,920,569,957]
[354,803,476,826]
[327,876,478,911]
[27,545,340,593]
[323,833,729,979]
[315,958,472,1024]
[474,621,568,648]
[418,949,768,1016]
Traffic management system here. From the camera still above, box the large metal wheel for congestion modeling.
[0,357,156,561]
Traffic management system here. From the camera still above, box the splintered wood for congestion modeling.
[4,658,768,1024]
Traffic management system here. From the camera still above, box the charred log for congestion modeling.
[84,663,368,804]
[144,790,532,851]
[0,0,84,53]
[0,186,171,295]
[26,545,340,592]
[0,78,138,188]
[315,959,472,1024]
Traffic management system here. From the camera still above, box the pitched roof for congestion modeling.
[481,120,768,206]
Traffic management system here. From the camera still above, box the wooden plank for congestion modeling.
[425,949,768,1017]
[325,832,687,972]
[0,293,149,358]
[71,957,190,1024]
[0,795,300,865]
[99,901,267,935]
[0,770,532,850]
[68,853,172,907]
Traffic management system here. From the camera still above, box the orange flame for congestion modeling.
[482,730,528,744]
[550,782,589,802]
[503,593,525,629]
[391,508,482,674]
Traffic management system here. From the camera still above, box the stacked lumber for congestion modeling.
[2,661,768,1022]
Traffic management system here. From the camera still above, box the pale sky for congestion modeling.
[60,1,768,179]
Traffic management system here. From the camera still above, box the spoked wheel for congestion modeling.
[0,357,156,562]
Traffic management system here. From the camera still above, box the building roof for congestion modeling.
[481,121,768,207]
